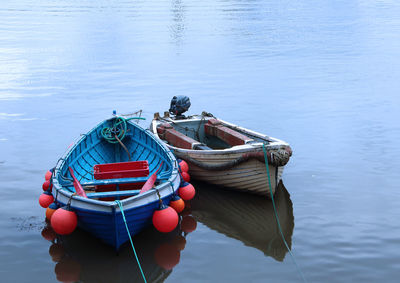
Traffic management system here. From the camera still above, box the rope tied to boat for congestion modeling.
[101,116,146,160]
[115,200,147,283]
[101,116,146,144]
[174,145,291,171]
[262,144,307,283]
[66,192,77,208]
[154,188,163,204]
[114,133,131,161]
[121,109,143,124]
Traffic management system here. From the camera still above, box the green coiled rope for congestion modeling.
[262,144,307,283]
[101,116,146,144]
[115,200,147,283]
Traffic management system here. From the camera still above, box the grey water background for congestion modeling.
[1,0,400,282]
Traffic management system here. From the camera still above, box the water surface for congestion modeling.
[1,0,400,282]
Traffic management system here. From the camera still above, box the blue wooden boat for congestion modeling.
[51,116,181,250]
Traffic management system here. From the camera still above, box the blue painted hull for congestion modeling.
[52,117,180,249]
[57,194,174,249]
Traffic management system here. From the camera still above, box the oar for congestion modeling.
[139,162,163,194]
[68,167,87,198]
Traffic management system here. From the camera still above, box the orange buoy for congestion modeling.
[178,159,189,173]
[39,191,54,208]
[41,226,57,242]
[51,206,78,235]
[42,180,52,191]
[178,182,196,201]
[181,171,190,182]
[154,243,181,270]
[45,170,53,181]
[169,195,185,213]
[152,204,179,233]
[46,202,59,221]
[49,243,65,262]
[181,215,197,233]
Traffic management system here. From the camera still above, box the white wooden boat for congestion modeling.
[150,111,292,196]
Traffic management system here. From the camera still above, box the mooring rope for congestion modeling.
[115,200,147,283]
[101,116,146,144]
[262,144,307,283]
[114,134,131,161]
[101,116,145,160]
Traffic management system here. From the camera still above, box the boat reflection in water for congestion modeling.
[41,181,292,282]
[42,221,195,283]
[191,181,294,261]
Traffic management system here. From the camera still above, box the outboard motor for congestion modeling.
[169,96,191,119]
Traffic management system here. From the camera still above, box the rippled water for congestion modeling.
[1,0,400,282]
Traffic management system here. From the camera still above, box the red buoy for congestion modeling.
[51,206,78,235]
[169,195,185,213]
[42,180,52,192]
[152,204,179,233]
[178,159,189,173]
[181,171,190,182]
[178,182,196,201]
[181,215,197,233]
[45,170,53,181]
[154,243,181,270]
[41,226,57,242]
[46,202,59,221]
[39,191,54,208]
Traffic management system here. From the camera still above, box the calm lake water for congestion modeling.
[1,0,400,282]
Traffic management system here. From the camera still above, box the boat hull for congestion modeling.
[55,191,177,249]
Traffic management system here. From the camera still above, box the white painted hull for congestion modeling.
[183,152,284,195]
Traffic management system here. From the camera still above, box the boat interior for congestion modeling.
[57,119,173,201]
[156,117,269,150]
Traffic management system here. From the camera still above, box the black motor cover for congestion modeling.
[169,96,191,117]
